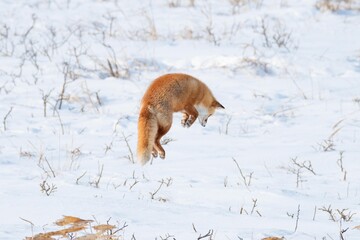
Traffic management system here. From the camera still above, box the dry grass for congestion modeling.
[262,237,285,240]
[315,0,360,12]
[25,216,122,240]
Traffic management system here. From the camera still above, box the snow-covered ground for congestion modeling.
[1,0,360,239]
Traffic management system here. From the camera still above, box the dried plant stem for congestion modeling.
[44,157,56,178]
[198,229,214,240]
[122,132,134,163]
[294,204,300,232]
[3,106,13,131]
[313,205,317,221]
[20,217,34,236]
[232,157,252,189]
[76,171,87,184]
[50,103,65,135]
[58,63,69,110]
[91,164,104,188]
[150,180,165,199]
[41,89,53,117]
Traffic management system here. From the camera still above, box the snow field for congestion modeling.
[0,0,360,239]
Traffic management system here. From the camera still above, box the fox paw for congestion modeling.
[152,150,158,158]
[186,119,194,128]
[159,152,165,159]
[181,119,193,128]
[181,119,188,128]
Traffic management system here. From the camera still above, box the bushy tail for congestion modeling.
[137,106,158,165]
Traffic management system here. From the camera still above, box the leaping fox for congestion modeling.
[137,73,224,165]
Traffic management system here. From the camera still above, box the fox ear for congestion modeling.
[213,100,225,109]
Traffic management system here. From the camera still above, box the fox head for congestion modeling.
[196,100,225,127]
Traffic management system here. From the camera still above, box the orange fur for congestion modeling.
[137,73,224,165]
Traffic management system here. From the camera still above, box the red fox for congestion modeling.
[137,73,224,165]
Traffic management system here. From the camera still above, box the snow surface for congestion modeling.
[0,0,360,239]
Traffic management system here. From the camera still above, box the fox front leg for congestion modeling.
[181,113,189,127]
[182,105,198,128]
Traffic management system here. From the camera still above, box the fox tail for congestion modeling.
[137,106,158,165]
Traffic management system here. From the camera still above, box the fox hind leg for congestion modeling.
[154,140,165,159]
[154,123,171,159]
[152,148,158,158]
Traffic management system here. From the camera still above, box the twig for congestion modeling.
[3,106,13,131]
[201,4,219,46]
[198,229,214,240]
[49,102,65,135]
[240,207,248,215]
[336,209,356,222]
[223,176,228,187]
[58,62,69,110]
[129,180,139,190]
[285,69,307,100]
[96,91,102,106]
[20,217,34,226]
[317,139,335,152]
[112,222,129,235]
[122,132,134,163]
[91,164,104,188]
[37,155,56,178]
[21,14,37,43]
[76,171,87,184]
[41,89,53,117]
[260,18,271,48]
[340,222,349,240]
[192,223,198,233]
[104,139,114,155]
[159,233,175,240]
[40,180,57,196]
[256,210,262,217]
[250,198,258,215]
[20,217,34,236]
[160,137,175,145]
[313,205,317,221]
[44,157,56,178]
[232,157,252,189]
[107,59,118,77]
[225,115,232,135]
[82,81,99,112]
[337,151,347,181]
[294,204,300,232]
[291,157,316,175]
[150,180,165,200]
[319,205,336,222]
